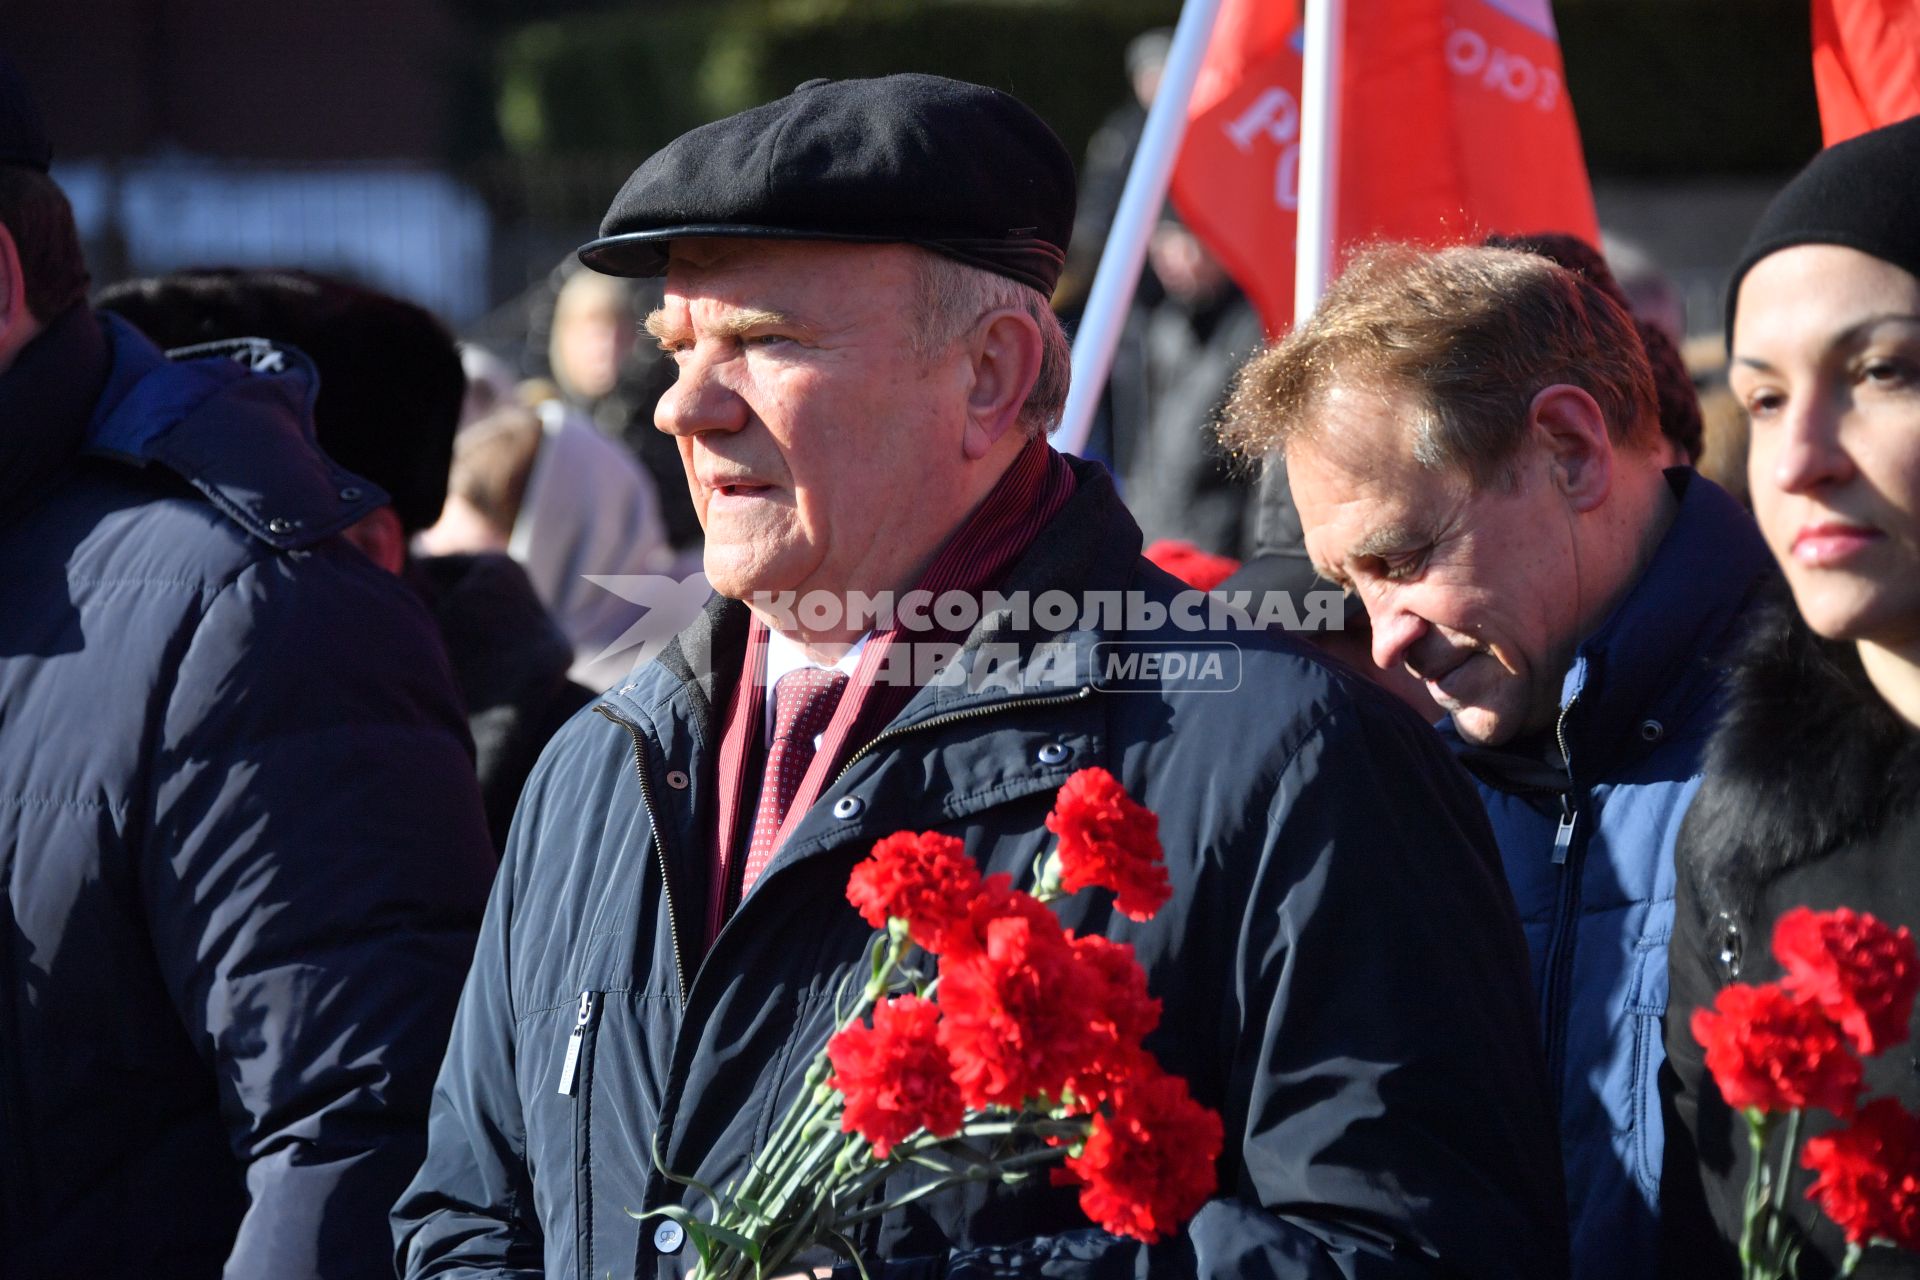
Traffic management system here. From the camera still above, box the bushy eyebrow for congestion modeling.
[1350,523,1425,562]
[1311,522,1424,582]
[643,307,814,348]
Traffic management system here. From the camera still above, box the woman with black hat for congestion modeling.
[1661,116,1920,1278]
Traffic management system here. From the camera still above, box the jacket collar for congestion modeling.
[0,304,111,519]
[1685,591,1920,918]
[86,322,390,551]
[1448,470,1777,784]
[1,310,389,551]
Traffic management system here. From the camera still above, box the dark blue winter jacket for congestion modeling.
[395,459,1571,1279]
[1441,469,1775,1280]
[0,306,497,1278]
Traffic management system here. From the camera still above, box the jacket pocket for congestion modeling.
[1626,931,1670,1202]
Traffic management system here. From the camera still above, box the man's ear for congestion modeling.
[341,506,407,575]
[1527,383,1613,513]
[959,308,1043,460]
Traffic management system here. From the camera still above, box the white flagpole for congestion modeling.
[1294,0,1345,319]
[1051,0,1225,458]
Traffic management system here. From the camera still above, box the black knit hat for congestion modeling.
[579,74,1076,295]
[0,53,52,172]
[1726,115,1920,339]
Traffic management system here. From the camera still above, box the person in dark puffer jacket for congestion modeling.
[0,58,496,1278]
[95,268,595,850]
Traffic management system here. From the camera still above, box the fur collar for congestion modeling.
[1684,590,1920,915]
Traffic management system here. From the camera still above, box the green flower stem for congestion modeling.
[731,931,912,1228]
[837,1145,1077,1228]
[1740,1110,1775,1280]
[1841,1242,1864,1276]
[829,1115,1091,1219]
[741,1056,837,1203]
[1766,1107,1803,1261]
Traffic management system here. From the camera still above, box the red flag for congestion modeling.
[1169,0,1598,336]
[1812,0,1920,145]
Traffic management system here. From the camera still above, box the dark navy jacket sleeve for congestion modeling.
[391,797,545,1277]
[142,543,495,1280]
[914,695,1569,1279]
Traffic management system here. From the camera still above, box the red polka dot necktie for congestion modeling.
[742,667,850,895]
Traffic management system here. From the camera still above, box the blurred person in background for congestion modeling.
[1059,26,1171,311]
[1662,115,1920,1280]
[1488,231,1704,467]
[1225,242,1778,1280]
[1115,211,1265,556]
[420,396,675,689]
[1685,333,1753,507]
[1604,233,1689,353]
[96,268,595,850]
[460,339,521,427]
[535,257,704,556]
[0,61,494,1279]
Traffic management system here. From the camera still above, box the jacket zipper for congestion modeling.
[830,685,1095,787]
[556,989,598,1096]
[593,706,689,1005]
[1540,696,1583,1098]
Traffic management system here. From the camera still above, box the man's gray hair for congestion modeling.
[911,251,1071,438]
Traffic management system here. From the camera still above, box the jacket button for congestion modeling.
[652,1220,685,1253]
[1638,719,1665,743]
[832,796,864,820]
[1036,742,1071,766]
[665,770,690,790]
[339,486,363,501]
[267,517,295,535]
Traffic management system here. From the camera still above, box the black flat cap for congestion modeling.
[0,53,52,173]
[579,73,1075,295]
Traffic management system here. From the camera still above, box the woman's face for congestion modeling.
[1733,245,1920,647]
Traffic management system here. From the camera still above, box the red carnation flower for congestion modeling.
[936,911,1100,1109]
[826,995,964,1159]
[1045,768,1170,922]
[1691,982,1863,1117]
[847,831,983,954]
[937,872,1063,959]
[1063,933,1162,1108]
[1801,1097,1920,1249]
[1144,539,1241,592]
[1061,1067,1222,1243]
[1773,907,1920,1058]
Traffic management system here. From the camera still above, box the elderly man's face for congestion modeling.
[1289,383,1589,746]
[651,239,975,612]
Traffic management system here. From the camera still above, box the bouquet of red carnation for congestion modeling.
[636,767,1221,1279]
[1690,906,1920,1277]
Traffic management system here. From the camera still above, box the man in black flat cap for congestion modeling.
[396,73,1569,1279]
[0,54,495,1280]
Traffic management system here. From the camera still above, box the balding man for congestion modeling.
[396,77,1567,1279]
[1225,242,1776,1280]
